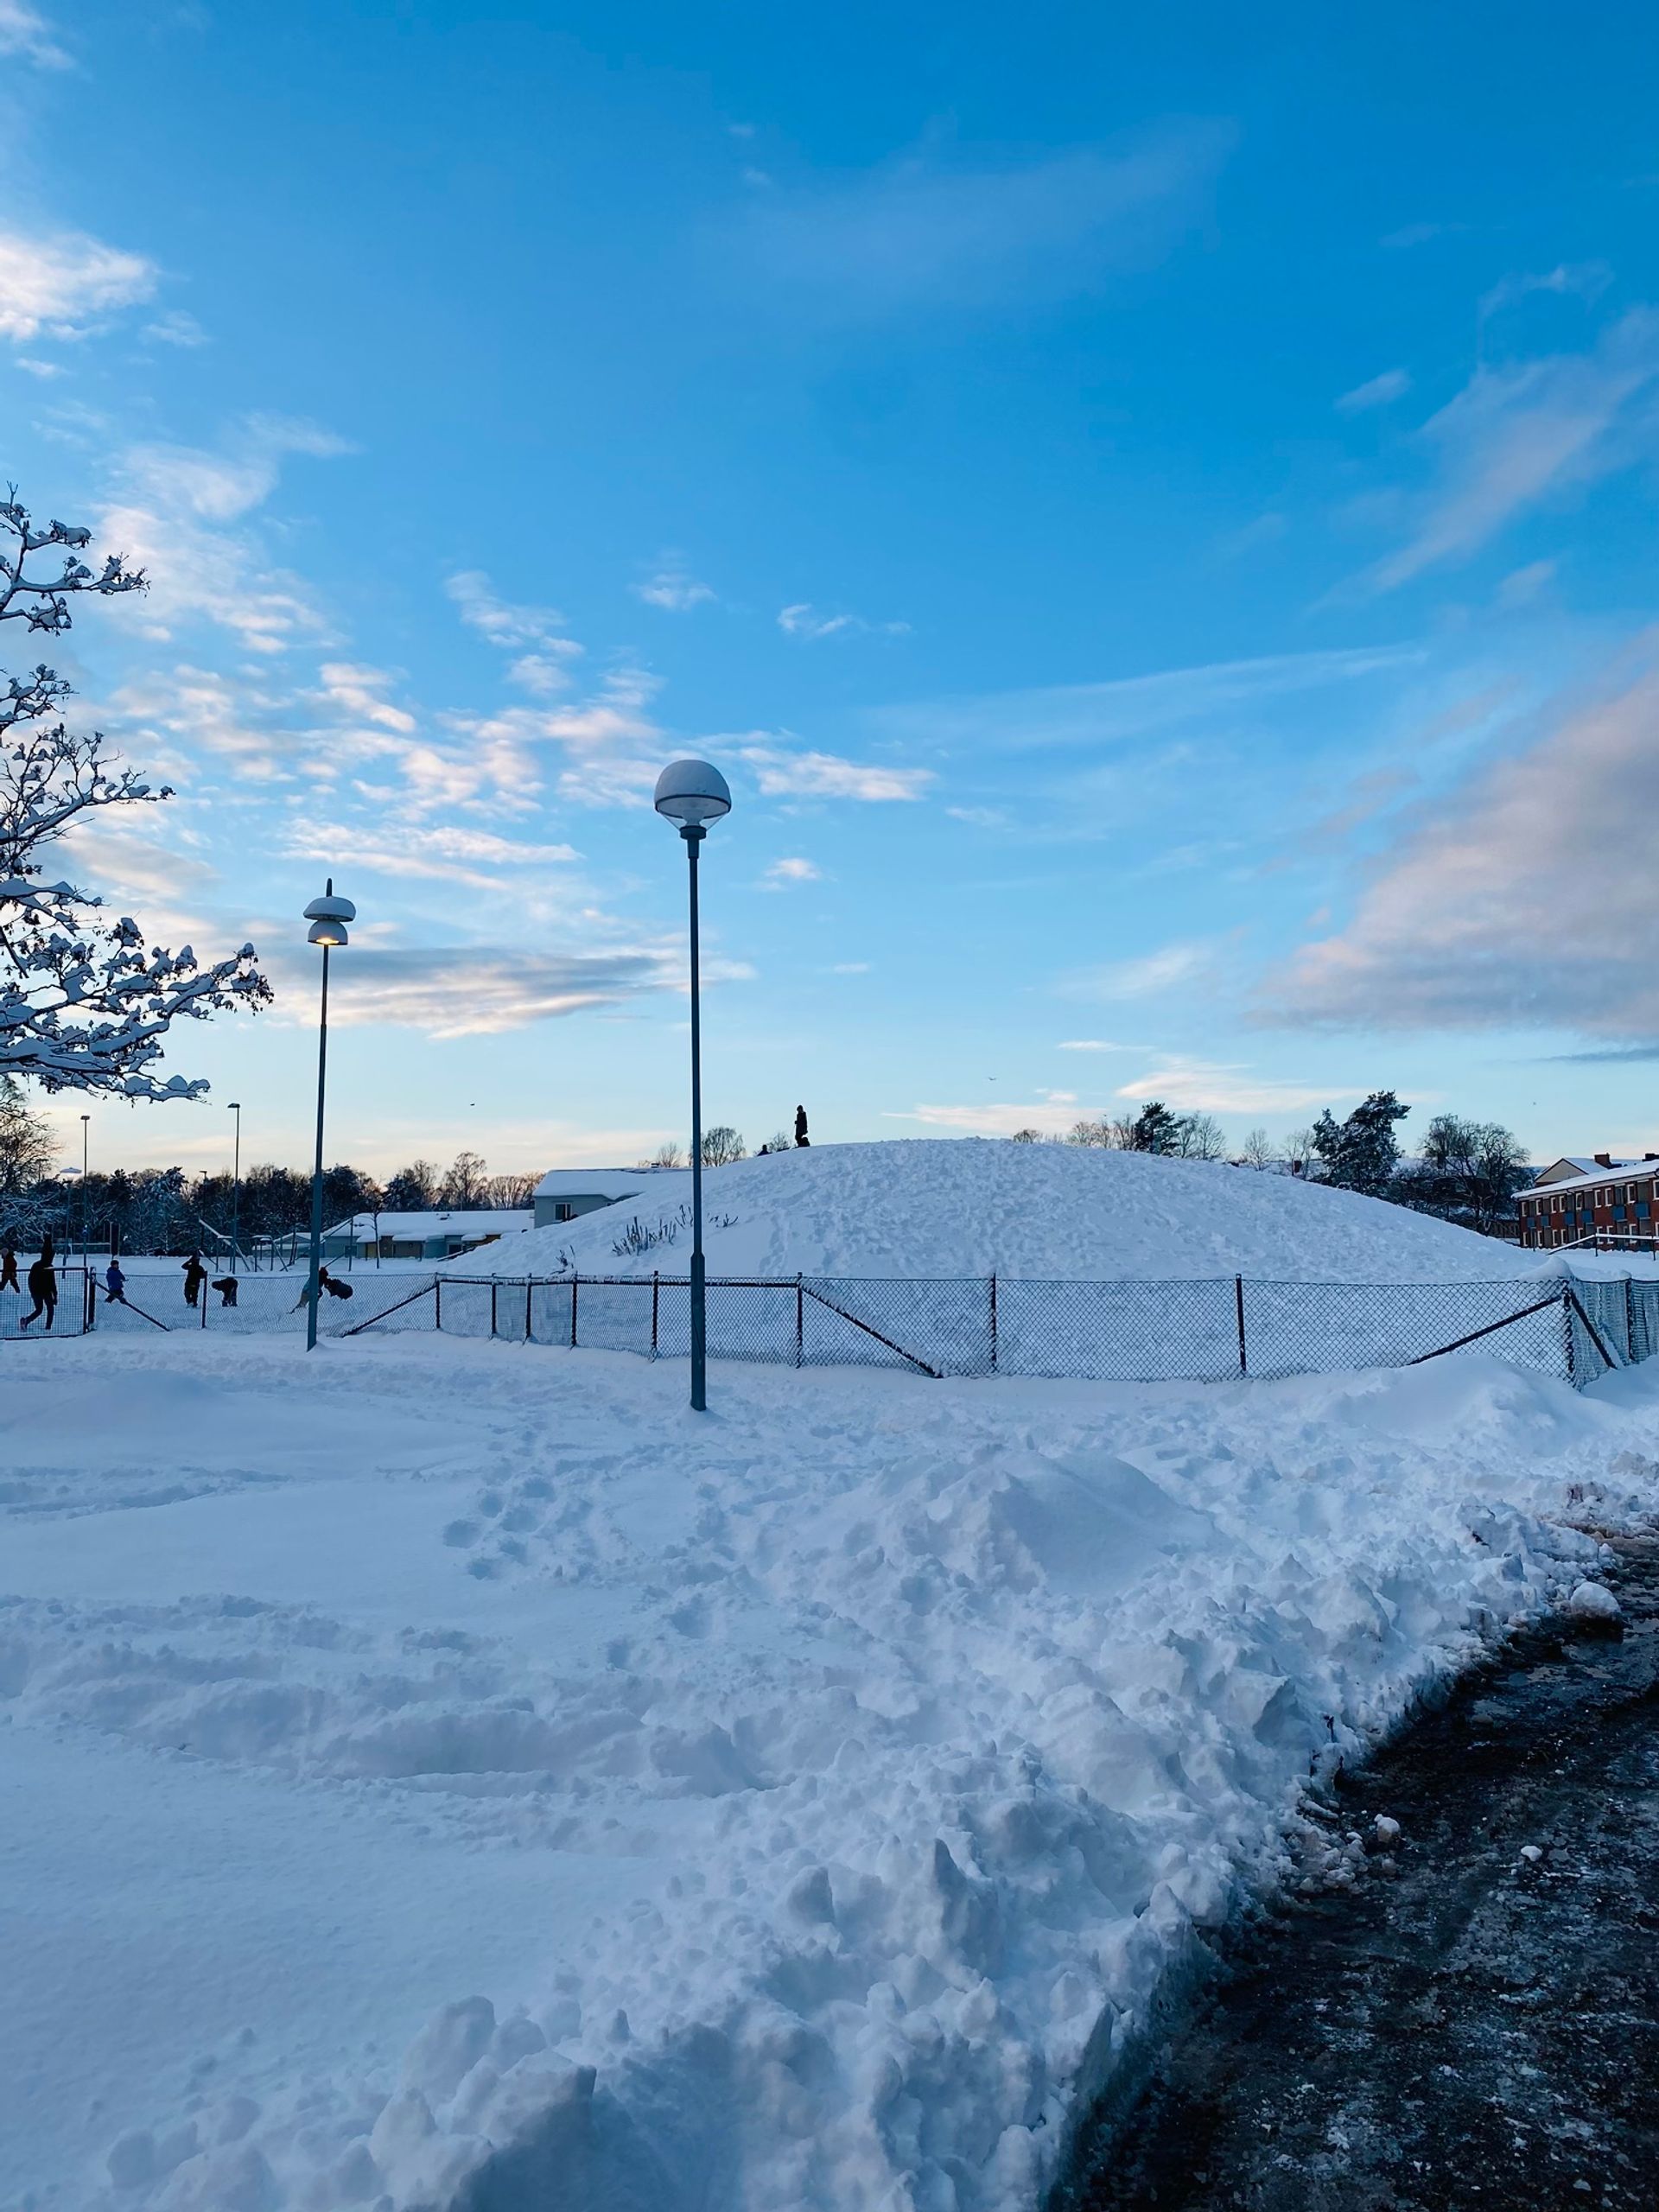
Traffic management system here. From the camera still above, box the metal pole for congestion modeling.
[306,943,330,1351]
[684,823,708,1410]
[80,1116,88,1262]
[230,1104,241,1272]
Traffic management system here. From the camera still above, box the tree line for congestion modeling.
[1007,1090,1532,1237]
[0,1096,536,1253]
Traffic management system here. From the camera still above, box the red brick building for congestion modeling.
[1516,1153,1659,1249]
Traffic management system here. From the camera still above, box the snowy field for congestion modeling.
[5,1326,1657,2211]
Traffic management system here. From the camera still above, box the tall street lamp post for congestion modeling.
[228,1102,242,1271]
[653,760,732,1412]
[302,881,355,1351]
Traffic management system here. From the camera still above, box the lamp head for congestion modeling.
[653,758,732,829]
[303,885,356,949]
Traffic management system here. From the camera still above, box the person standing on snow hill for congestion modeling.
[19,1252,56,1331]
[181,1252,207,1307]
[0,1242,18,1294]
[795,1103,810,1147]
[104,1258,126,1306]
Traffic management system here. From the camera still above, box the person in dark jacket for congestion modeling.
[0,1243,18,1294]
[105,1258,127,1305]
[182,1253,207,1306]
[794,1103,810,1147]
[20,1253,56,1330]
[291,1264,352,1311]
[210,1274,238,1307]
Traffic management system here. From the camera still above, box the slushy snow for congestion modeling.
[448,1141,1557,1284]
[5,1323,1657,2211]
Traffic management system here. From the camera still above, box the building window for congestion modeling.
[553,1202,575,1222]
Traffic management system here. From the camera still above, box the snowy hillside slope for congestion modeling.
[451,1139,1543,1283]
[4,1332,1654,2211]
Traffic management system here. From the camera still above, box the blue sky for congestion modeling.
[4,1,1659,1179]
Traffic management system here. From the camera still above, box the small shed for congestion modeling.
[533,1168,671,1229]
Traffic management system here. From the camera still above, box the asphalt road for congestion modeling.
[1060,1535,1659,2212]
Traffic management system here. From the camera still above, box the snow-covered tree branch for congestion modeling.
[0,493,270,1100]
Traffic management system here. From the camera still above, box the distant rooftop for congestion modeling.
[326,1209,534,1239]
[533,1167,672,1200]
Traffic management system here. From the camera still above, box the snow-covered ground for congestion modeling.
[5,1326,1657,2212]
[446,1141,1584,1284]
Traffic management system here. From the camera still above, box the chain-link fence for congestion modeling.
[0,1266,95,1340]
[31,1264,1659,1390]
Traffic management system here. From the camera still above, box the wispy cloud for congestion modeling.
[1056,1039,1155,1052]
[760,856,823,888]
[1057,941,1215,1001]
[1115,1058,1344,1115]
[1337,367,1412,414]
[143,308,209,348]
[725,123,1233,321]
[1263,643,1659,1041]
[281,818,580,889]
[632,564,715,611]
[447,570,583,696]
[889,1099,1101,1137]
[0,1,68,67]
[100,417,351,653]
[0,227,156,340]
[778,602,909,640]
[737,741,932,801]
[288,944,686,1038]
[1477,262,1611,327]
[1363,307,1659,592]
[874,645,1421,752]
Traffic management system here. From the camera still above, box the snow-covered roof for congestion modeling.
[533,1168,667,1200]
[1522,1162,1659,1201]
[1532,1154,1655,1185]
[325,1210,534,1240]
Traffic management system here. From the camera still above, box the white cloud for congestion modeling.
[728,124,1233,321]
[1497,557,1558,607]
[283,944,686,1038]
[315,664,416,735]
[1336,367,1412,414]
[830,961,869,974]
[1478,262,1611,326]
[1365,308,1659,592]
[1056,1038,1154,1052]
[778,601,909,639]
[1058,943,1213,1001]
[143,309,208,347]
[1115,1059,1344,1115]
[738,742,932,801]
[632,566,715,611]
[281,818,580,889]
[448,570,584,696]
[1264,645,1659,1040]
[760,856,822,888]
[0,227,156,340]
[100,417,350,653]
[0,2,68,67]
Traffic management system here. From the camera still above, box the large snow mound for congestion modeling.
[450,1139,1541,1283]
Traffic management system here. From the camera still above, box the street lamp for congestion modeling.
[79,1114,89,1262]
[228,1102,242,1272]
[302,880,355,1351]
[653,759,732,1412]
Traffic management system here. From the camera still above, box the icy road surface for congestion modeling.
[3,1332,1657,2210]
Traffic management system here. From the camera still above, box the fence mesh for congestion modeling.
[22,1261,1659,1392]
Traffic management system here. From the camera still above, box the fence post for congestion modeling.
[569,1274,579,1350]
[796,1274,804,1368]
[652,1271,659,1357]
[200,1281,207,1331]
[1236,1275,1247,1376]
[491,1281,498,1340]
[1562,1287,1576,1385]
[1626,1274,1637,1363]
[435,1277,442,1332]
[525,1280,532,1342]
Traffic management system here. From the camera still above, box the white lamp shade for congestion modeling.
[308,918,348,947]
[303,892,357,924]
[653,759,732,826]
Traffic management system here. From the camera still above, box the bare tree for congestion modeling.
[385,1160,439,1208]
[1008,1127,1042,1143]
[646,1141,685,1169]
[1171,1112,1226,1160]
[485,1171,536,1209]
[1284,1126,1319,1178]
[0,493,270,1097]
[439,1149,490,1206]
[700,1124,747,1166]
[1240,1126,1277,1170]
